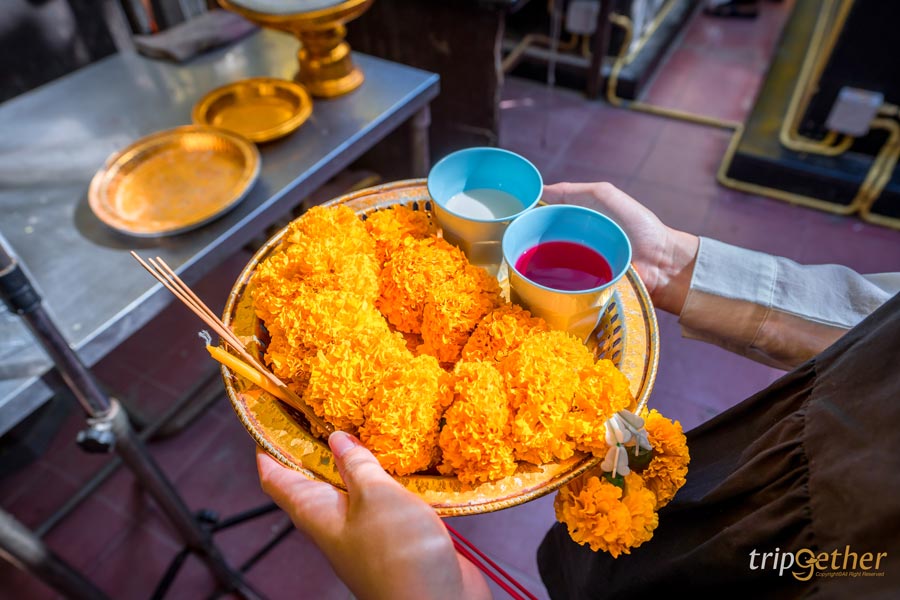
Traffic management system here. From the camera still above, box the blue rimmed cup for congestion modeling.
[427,147,543,267]
[501,204,632,342]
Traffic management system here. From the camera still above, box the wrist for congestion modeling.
[652,229,699,315]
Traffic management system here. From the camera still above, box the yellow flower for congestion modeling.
[365,204,436,265]
[641,409,690,508]
[438,361,517,485]
[419,264,502,363]
[501,330,617,464]
[360,354,453,475]
[378,237,468,334]
[460,304,549,362]
[555,471,659,557]
[302,328,409,433]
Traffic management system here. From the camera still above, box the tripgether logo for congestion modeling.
[749,546,888,581]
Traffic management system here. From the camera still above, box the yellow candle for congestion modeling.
[206,345,287,401]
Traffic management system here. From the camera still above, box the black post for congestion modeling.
[0,508,108,600]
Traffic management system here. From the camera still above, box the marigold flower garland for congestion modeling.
[554,409,690,556]
[252,203,689,556]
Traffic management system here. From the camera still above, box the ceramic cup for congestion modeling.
[427,147,542,267]
[501,204,632,342]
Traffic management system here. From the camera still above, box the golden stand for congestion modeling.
[218,0,373,98]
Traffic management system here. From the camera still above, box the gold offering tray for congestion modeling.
[192,78,313,143]
[89,125,260,237]
[222,179,660,516]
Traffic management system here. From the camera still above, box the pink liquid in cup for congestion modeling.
[515,241,612,291]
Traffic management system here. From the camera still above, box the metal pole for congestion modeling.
[410,105,432,177]
[586,0,613,99]
[0,237,264,600]
[0,508,108,600]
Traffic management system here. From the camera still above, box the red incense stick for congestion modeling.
[445,522,539,600]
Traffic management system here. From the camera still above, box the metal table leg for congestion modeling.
[0,508,108,600]
[410,104,432,177]
[0,237,264,600]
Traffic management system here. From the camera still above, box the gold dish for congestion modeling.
[89,125,260,237]
[218,0,373,98]
[222,179,660,517]
[192,78,313,143]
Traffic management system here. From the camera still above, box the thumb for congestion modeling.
[329,431,396,497]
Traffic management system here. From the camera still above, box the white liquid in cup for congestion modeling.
[446,188,523,220]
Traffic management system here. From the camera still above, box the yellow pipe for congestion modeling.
[605,11,742,131]
[778,0,854,156]
[601,5,898,226]
[858,119,900,225]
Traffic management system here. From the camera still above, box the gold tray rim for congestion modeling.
[192,77,314,143]
[221,179,660,516]
[88,125,261,238]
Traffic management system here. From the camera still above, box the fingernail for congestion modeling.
[329,431,358,458]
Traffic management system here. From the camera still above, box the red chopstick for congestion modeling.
[445,522,539,600]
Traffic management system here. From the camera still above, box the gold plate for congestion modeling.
[192,78,313,143]
[89,126,260,237]
[222,180,660,517]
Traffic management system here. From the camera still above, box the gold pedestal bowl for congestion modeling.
[219,0,373,98]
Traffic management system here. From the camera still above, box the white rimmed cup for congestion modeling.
[501,204,632,342]
[427,147,543,267]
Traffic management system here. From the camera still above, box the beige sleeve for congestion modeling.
[678,237,900,370]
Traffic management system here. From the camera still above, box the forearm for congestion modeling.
[675,238,900,369]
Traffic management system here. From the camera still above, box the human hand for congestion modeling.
[542,182,699,315]
[257,432,491,600]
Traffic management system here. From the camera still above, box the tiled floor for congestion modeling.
[3,2,900,599]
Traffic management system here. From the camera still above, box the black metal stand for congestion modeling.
[0,237,265,600]
[0,507,108,600]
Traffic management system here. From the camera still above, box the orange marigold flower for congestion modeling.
[438,361,517,485]
[287,204,375,251]
[555,472,659,557]
[263,205,381,302]
[378,237,468,334]
[261,289,392,395]
[565,359,634,454]
[364,205,435,265]
[419,264,502,363]
[360,354,453,476]
[461,303,550,363]
[302,327,409,433]
[500,331,597,464]
[641,409,690,508]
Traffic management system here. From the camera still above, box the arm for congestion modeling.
[680,237,900,369]
[542,182,900,369]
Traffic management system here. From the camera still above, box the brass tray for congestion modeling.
[89,125,260,237]
[192,78,313,143]
[222,180,660,517]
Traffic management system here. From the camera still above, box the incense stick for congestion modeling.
[446,523,538,600]
[131,252,333,434]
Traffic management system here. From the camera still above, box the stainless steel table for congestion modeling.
[0,29,439,436]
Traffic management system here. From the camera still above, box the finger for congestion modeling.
[256,447,346,539]
[541,182,569,202]
[543,181,613,207]
[329,431,400,500]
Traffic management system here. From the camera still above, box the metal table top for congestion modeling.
[0,29,439,436]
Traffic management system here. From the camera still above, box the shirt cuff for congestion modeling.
[678,237,778,358]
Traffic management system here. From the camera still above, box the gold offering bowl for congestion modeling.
[219,0,373,98]
[221,180,660,516]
